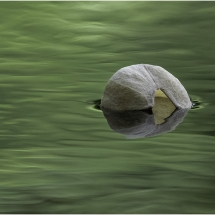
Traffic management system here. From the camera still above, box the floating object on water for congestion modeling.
[101,64,192,111]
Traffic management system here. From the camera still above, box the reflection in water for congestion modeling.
[101,92,189,138]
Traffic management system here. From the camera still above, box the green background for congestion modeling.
[0,2,214,213]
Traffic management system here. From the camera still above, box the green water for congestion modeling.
[0,2,214,213]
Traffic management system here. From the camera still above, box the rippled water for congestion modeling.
[0,2,215,213]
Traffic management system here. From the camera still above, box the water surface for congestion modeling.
[0,2,215,213]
